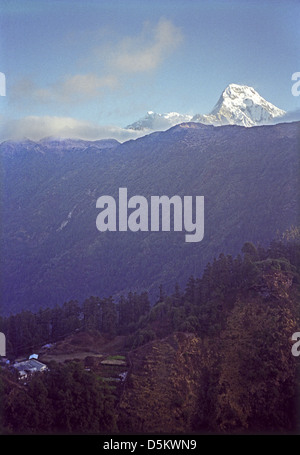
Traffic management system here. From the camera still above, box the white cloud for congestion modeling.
[10,19,183,109]
[11,73,118,106]
[5,18,184,141]
[65,73,116,95]
[55,73,119,103]
[106,18,183,73]
[0,116,148,143]
[11,78,51,104]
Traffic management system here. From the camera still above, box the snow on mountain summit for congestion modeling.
[126,84,286,131]
[126,111,193,131]
[199,83,286,127]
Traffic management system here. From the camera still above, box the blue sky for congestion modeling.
[0,0,299,141]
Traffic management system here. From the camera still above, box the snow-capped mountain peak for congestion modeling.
[126,110,193,131]
[126,83,286,131]
[205,83,286,127]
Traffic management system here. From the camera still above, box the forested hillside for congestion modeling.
[1,121,299,315]
[1,233,299,434]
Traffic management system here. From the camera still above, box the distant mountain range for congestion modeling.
[126,83,286,130]
[1,120,299,315]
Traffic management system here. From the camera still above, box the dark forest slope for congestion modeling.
[1,122,299,314]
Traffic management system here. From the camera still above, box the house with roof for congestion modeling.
[12,358,48,379]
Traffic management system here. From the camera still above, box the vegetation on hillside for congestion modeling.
[0,231,299,434]
[1,122,299,314]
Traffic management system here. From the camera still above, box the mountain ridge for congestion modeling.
[1,120,299,315]
[126,83,286,131]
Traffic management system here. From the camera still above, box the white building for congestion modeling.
[12,359,48,379]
